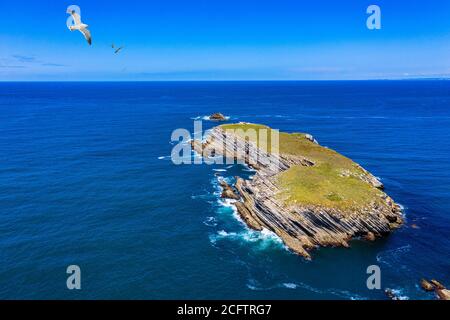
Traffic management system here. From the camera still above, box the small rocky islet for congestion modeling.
[192,122,404,259]
[420,279,450,300]
[208,113,228,121]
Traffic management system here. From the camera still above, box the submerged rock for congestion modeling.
[192,123,403,259]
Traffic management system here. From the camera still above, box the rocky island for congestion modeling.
[208,113,228,121]
[420,279,450,300]
[192,123,403,259]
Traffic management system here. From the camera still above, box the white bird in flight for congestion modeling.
[66,7,92,45]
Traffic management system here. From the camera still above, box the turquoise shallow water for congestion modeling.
[0,81,449,299]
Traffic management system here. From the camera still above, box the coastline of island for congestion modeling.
[192,122,404,259]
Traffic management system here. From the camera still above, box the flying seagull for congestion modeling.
[66,7,91,45]
[112,43,124,54]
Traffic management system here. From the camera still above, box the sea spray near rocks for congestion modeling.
[208,177,287,252]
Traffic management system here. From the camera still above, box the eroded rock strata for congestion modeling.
[193,123,403,259]
[420,278,450,300]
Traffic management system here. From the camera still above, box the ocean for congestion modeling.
[0,81,449,299]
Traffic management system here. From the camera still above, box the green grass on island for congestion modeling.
[220,123,386,211]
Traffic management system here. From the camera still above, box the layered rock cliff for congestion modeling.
[192,123,403,259]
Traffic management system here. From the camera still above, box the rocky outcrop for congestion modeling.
[384,289,400,300]
[436,289,450,300]
[431,280,446,290]
[420,278,449,300]
[364,232,376,241]
[421,279,435,292]
[220,180,240,200]
[209,113,227,121]
[193,124,403,259]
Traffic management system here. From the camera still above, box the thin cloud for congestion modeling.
[0,65,26,69]
[0,59,26,69]
[12,54,36,63]
[41,63,66,67]
[9,55,66,68]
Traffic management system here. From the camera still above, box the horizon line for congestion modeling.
[1,78,449,83]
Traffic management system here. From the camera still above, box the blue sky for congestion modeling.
[0,0,449,80]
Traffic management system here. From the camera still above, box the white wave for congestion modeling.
[328,289,366,300]
[398,203,408,222]
[245,278,366,299]
[220,198,238,208]
[203,216,218,227]
[217,230,237,237]
[211,227,285,252]
[209,230,239,244]
[282,283,298,289]
[246,280,323,295]
[213,169,227,172]
[246,279,267,291]
[207,165,287,253]
[217,175,233,184]
[246,284,261,291]
[389,288,410,300]
[158,155,173,160]
[280,281,323,294]
[376,244,412,268]
[212,179,286,251]
[244,228,283,245]
[190,116,204,120]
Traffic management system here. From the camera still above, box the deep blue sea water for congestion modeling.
[0,81,449,299]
